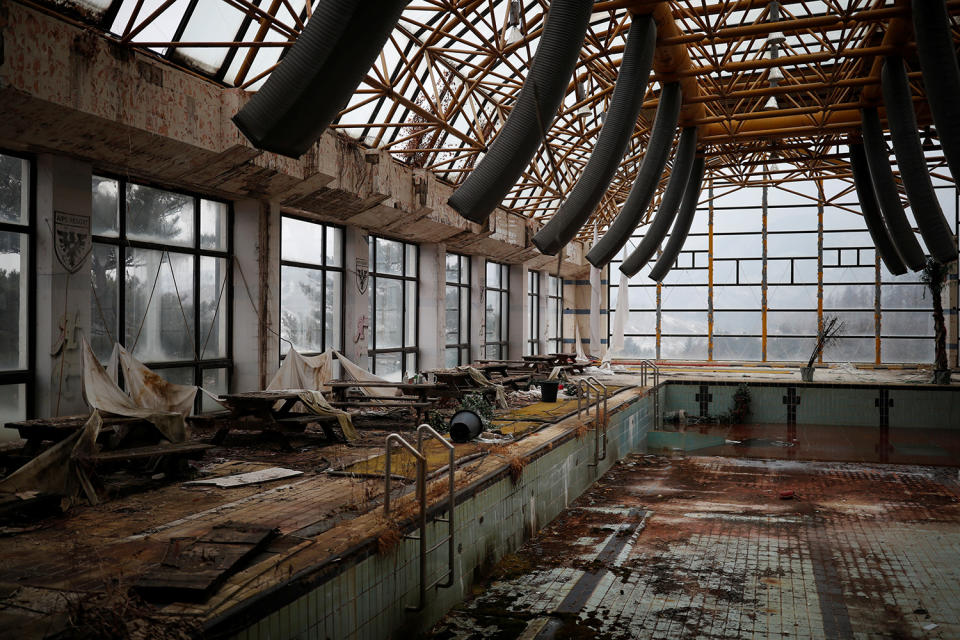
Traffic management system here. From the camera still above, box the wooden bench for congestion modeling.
[5,415,149,455]
[214,391,346,446]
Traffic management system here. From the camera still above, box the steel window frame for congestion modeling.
[278,214,346,360]
[0,148,36,418]
[368,235,419,379]
[444,252,471,366]
[90,173,233,412]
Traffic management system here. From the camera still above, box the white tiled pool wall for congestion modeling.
[229,390,656,640]
[662,380,960,429]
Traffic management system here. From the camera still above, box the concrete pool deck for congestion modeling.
[432,454,960,639]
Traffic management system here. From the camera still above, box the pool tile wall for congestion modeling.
[663,380,959,429]
[228,389,655,640]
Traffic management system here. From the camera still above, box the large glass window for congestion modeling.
[90,176,231,412]
[485,261,509,359]
[0,151,32,429]
[546,274,563,354]
[444,252,471,367]
[526,270,540,355]
[369,236,418,380]
[608,177,956,364]
[280,216,343,356]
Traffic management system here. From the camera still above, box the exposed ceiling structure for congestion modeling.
[29,0,960,241]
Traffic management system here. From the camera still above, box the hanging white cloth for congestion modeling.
[602,270,630,365]
[116,344,198,417]
[79,334,186,444]
[332,350,399,398]
[589,224,603,358]
[267,348,335,393]
[574,323,589,363]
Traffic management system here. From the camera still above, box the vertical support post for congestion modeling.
[655,281,662,360]
[874,252,882,364]
[761,184,768,362]
[708,179,714,362]
[816,177,825,364]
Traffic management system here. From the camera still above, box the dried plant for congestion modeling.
[806,315,844,367]
[508,456,526,484]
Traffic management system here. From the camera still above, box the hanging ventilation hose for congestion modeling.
[232,0,409,158]
[447,0,594,224]
[859,107,926,271]
[619,126,699,276]
[586,82,683,268]
[646,156,705,282]
[531,15,657,255]
[882,56,958,264]
[848,142,907,276]
[912,0,960,185]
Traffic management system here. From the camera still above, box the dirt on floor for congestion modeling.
[432,454,960,640]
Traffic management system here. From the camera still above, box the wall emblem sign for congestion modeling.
[356,257,369,294]
[54,211,91,274]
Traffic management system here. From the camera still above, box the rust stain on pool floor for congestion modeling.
[430,455,960,639]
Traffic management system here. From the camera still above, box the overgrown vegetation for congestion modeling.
[424,392,494,434]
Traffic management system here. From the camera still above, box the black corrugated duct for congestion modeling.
[232,0,409,158]
[912,0,960,185]
[619,126,698,276]
[586,82,684,267]
[447,0,594,224]
[848,142,907,276]
[859,107,926,271]
[646,156,705,282]
[882,56,959,264]
[531,15,657,255]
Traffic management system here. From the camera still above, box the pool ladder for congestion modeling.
[383,424,455,612]
[578,376,608,469]
[640,359,661,427]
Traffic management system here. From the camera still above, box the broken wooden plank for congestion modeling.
[85,442,212,463]
[133,523,277,603]
[184,467,303,488]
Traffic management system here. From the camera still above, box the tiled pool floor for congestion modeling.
[650,422,960,467]
[430,455,960,639]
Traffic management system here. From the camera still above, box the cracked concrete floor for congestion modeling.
[429,455,960,639]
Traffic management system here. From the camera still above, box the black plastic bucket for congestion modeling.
[449,410,484,443]
[539,380,560,402]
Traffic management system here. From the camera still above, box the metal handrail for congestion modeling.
[384,433,425,517]
[585,376,608,462]
[416,424,455,592]
[383,433,428,612]
[581,378,603,468]
[576,379,591,421]
[639,360,661,427]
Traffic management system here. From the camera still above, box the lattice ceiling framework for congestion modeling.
[32,0,960,240]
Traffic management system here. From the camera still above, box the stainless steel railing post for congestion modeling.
[416,424,455,591]
[585,376,608,462]
[383,433,428,612]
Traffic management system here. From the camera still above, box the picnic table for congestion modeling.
[325,380,446,420]
[471,362,511,377]
[428,369,498,400]
[215,390,345,444]
[4,414,210,479]
[6,414,146,454]
[522,354,586,375]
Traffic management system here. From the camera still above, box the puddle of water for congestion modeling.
[648,423,960,466]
